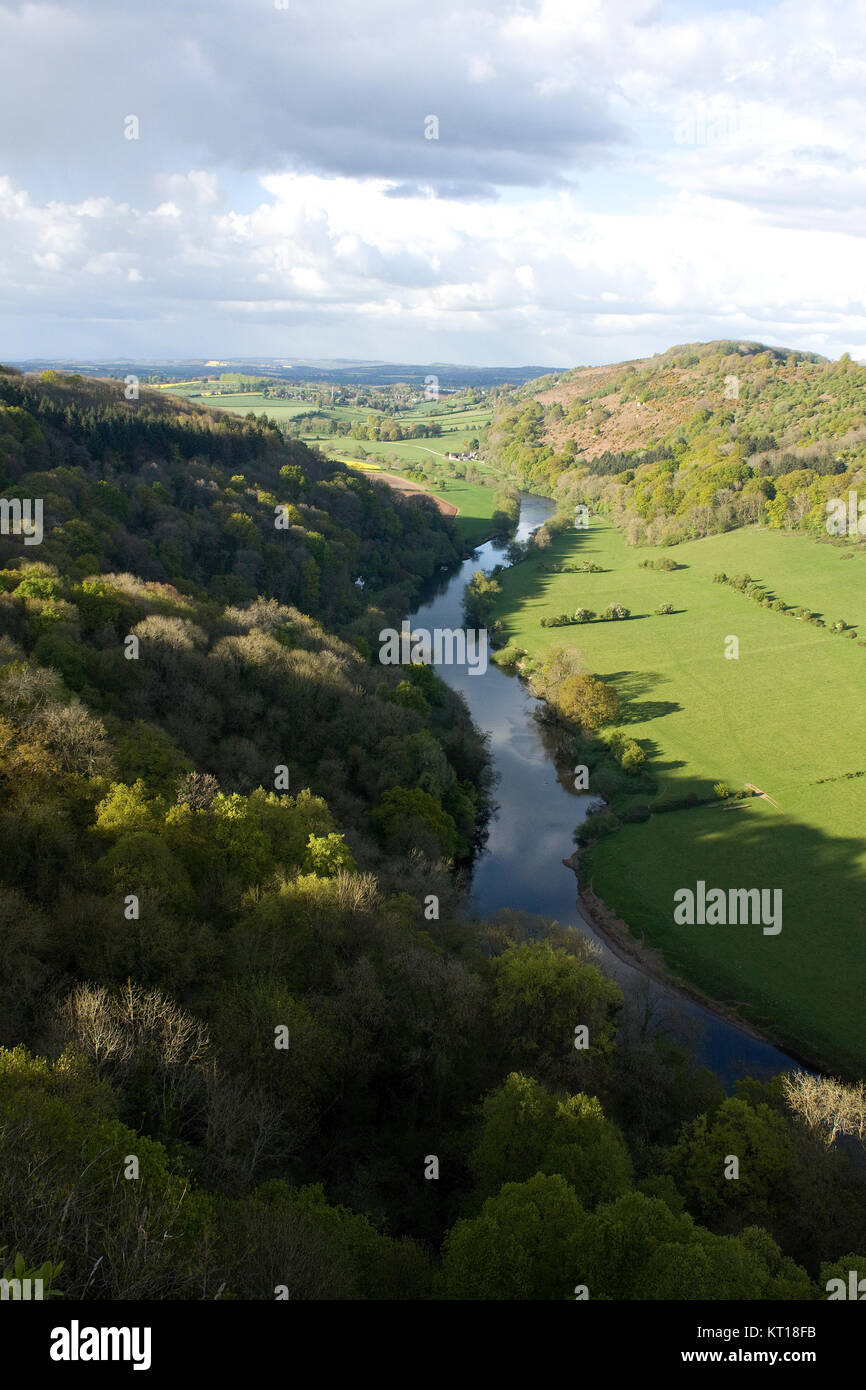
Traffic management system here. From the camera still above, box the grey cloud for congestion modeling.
[0,0,628,202]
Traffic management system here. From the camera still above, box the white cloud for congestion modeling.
[2,168,865,362]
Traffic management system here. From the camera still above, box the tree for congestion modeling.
[539,645,584,694]
[462,570,501,626]
[114,721,192,795]
[556,672,620,730]
[303,831,355,877]
[175,771,220,811]
[438,1173,585,1300]
[372,786,458,860]
[97,830,195,915]
[0,1045,212,1299]
[491,942,622,1083]
[666,1097,796,1232]
[783,1070,866,1147]
[469,1072,632,1208]
[216,1180,432,1300]
[620,741,646,773]
[575,1191,698,1299]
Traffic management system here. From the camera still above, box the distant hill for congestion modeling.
[11,357,563,391]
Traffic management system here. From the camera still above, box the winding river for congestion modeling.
[410,493,796,1086]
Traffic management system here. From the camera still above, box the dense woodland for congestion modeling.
[2,366,866,1300]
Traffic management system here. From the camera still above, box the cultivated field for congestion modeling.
[493,518,866,1074]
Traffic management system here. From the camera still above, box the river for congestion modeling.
[410,493,796,1086]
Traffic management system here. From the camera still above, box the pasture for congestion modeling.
[493,518,866,1074]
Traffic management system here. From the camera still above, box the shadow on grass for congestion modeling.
[598,668,678,715]
[580,780,866,1078]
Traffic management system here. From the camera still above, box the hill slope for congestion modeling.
[487,340,866,548]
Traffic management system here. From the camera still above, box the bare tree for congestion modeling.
[175,770,220,810]
[783,1069,866,1147]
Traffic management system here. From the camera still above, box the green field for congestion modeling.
[176,391,313,422]
[160,380,493,465]
[430,479,507,547]
[314,436,463,464]
[493,518,866,1074]
[301,406,492,466]
[341,459,502,542]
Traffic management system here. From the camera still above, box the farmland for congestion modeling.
[492,517,866,1074]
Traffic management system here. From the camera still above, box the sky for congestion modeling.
[1,0,865,367]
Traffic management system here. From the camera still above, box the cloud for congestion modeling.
[3,170,866,363]
[0,0,629,201]
[2,0,866,360]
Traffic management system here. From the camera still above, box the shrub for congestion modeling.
[573,608,595,623]
[592,767,624,801]
[656,603,674,615]
[620,741,646,773]
[491,644,526,670]
[576,811,621,844]
[601,603,630,621]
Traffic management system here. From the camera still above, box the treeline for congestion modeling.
[713,571,859,640]
[283,414,444,442]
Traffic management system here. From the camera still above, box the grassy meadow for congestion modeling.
[493,518,866,1073]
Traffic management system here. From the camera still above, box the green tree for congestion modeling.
[303,831,355,877]
[666,1097,796,1233]
[556,672,620,730]
[438,1173,585,1300]
[372,786,458,859]
[469,1072,633,1207]
[491,942,622,1082]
